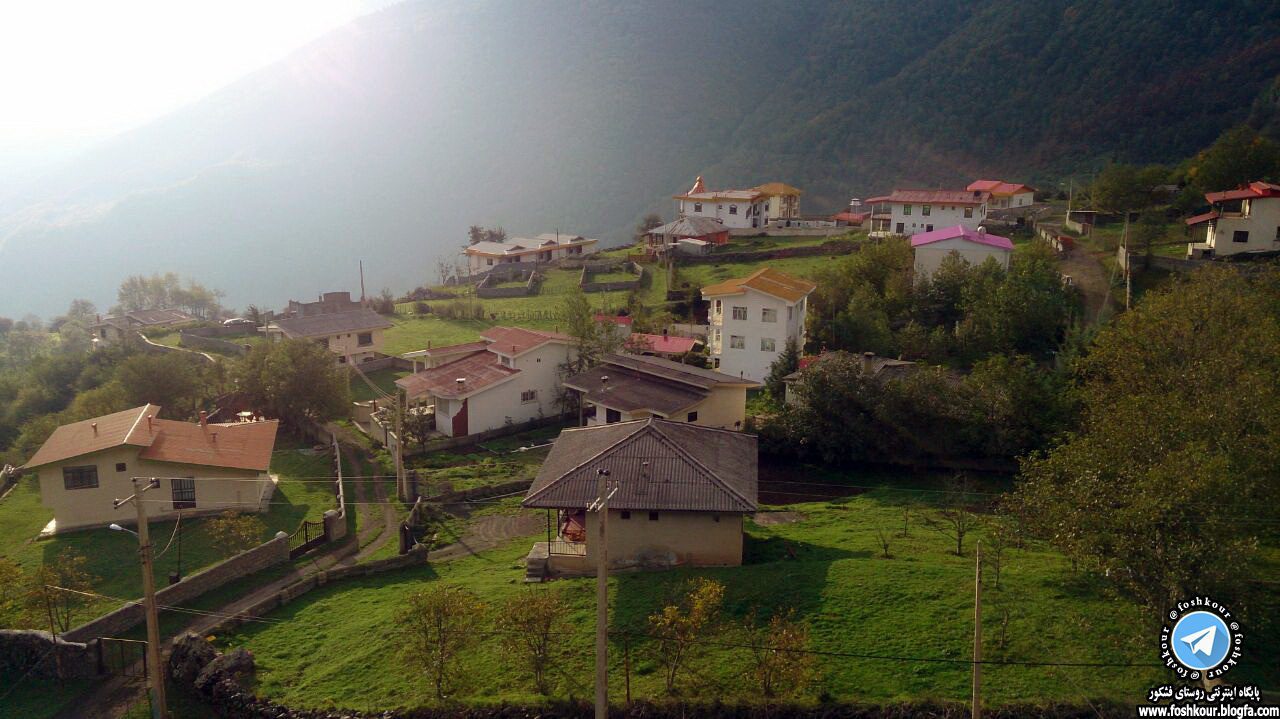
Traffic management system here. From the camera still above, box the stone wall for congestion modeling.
[0,630,99,679]
[476,267,539,298]
[357,353,414,372]
[64,534,291,642]
[679,239,856,265]
[580,261,644,293]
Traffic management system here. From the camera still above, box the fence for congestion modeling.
[288,520,328,558]
[97,636,148,678]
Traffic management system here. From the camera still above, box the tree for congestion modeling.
[236,339,351,428]
[467,225,485,245]
[743,608,814,698]
[206,512,267,554]
[561,289,623,375]
[496,588,567,694]
[244,305,264,325]
[397,585,484,699]
[1013,268,1280,616]
[1185,125,1280,194]
[1091,163,1167,213]
[648,577,724,694]
[924,475,979,556]
[983,515,1018,590]
[115,353,203,416]
[634,212,663,244]
[27,549,98,633]
[764,337,800,400]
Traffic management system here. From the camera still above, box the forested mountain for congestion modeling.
[2,0,1276,316]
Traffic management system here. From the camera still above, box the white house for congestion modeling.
[867,189,989,238]
[673,177,801,231]
[463,233,599,274]
[967,180,1036,210]
[911,225,1014,279]
[702,267,815,382]
[1185,181,1280,259]
[395,327,574,437]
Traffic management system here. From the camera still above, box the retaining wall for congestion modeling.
[580,261,644,293]
[357,354,414,373]
[180,331,250,356]
[0,630,99,679]
[679,239,856,265]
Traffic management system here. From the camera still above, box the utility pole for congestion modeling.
[590,468,614,719]
[114,478,168,719]
[972,541,983,719]
[359,260,367,303]
[393,388,407,502]
[1122,213,1132,311]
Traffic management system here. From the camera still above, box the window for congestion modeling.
[713,515,721,523]
[903,204,912,216]
[713,329,721,342]
[922,205,931,216]
[787,306,793,321]
[501,356,512,367]
[693,202,702,213]
[760,337,776,352]
[731,306,747,321]
[761,308,777,323]
[714,299,722,315]
[1275,227,1280,242]
[486,258,494,266]
[338,356,347,364]
[171,477,196,510]
[620,511,631,520]
[357,332,373,347]
[729,205,738,215]
[729,335,745,349]
[318,337,330,349]
[115,462,127,472]
[964,207,974,219]
[520,389,538,403]
[606,408,621,424]
[1233,230,1250,244]
[687,411,698,423]
[648,511,659,521]
[711,358,720,369]
[896,222,904,234]
[926,224,934,232]
[62,465,98,490]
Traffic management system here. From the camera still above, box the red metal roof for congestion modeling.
[1205,181,1280,203]
[626,333,698,355]
[1184,211,1220,226]
[875,189,989,205]
[480,326,571,356]
[395,350,518,401]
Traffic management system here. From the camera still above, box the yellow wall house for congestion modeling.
[22,404,279,535]
[564,353,759,429]
[266,307,393,365]
[521,418,758,580]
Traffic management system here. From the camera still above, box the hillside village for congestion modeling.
[2,129,1280,719]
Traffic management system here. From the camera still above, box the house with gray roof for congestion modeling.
[522,417,758,579]
[564,353,758,430]
[265,307,393,364]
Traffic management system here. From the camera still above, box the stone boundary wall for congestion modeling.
[180,331,250,356]
[357,353,414,373]
[64,535,291,642]
[0,630,100,679]
[476,266,540,298]
[679,239,857,265]
[580,261,644,293]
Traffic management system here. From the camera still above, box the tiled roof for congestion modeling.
[127,308,196,325]
[967,180,1035,196]
[395,351,518,401]
[648,216,726,238]
[1185,211,1221,226]
[831,211,868,224]
[24,404,278,472]
[523,418,757,512]
[401,341,490,360]
[273,308,392,338]
[753,182,802,196]
[910,225,1014,250]
[626,333,698,355]
[701,267,817,303]
[874,189,989,205]
[465,235,597,255]
[480,326,570,356]
[1205,181,1280,203]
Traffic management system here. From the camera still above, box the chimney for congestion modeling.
[146,415,154,432]
[211,431,217,444]
[199,410,208,428]
[862,351,874,374]
[977,226,987,237]
[91,422,98,436]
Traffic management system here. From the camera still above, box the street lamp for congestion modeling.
[108,523,137,537]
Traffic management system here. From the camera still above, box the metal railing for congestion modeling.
[548,539,587,556]
[288,520,327,558]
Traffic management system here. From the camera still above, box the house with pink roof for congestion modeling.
[911,225,1014,279]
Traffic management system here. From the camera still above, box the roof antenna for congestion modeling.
[359,260,367,303]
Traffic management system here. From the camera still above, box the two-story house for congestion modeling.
[463,233,599,274]
[673,177,802,231]
[702,267,816,382]
[1185,181,1280,259]
[265,307,392,364]
[395,327,575,438]
[23,405,278,534]
[867,189,989,238]
[564,353,757,429]
[967,180,1036,210]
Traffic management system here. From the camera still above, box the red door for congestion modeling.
[452,398,468,436]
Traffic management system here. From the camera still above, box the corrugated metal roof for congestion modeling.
[564,365,708,415]
[523,418,757,512]
[274,308,392,338]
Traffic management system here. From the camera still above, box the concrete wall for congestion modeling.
[677,198,766,229]
[64,534,290,642]
[37,446,272,532]
[707,288,807,382]
[587,386,747,430]
[913,239,1012,280]
[580,262,643,293]
[881,203,985,236]
[550,509,744,575]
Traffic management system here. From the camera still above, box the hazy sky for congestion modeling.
[0,0,397,157]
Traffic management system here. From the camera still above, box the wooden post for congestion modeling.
[394,389,407,501]
[972,541,982,719]
[624,635,632,706]
[593,468,611,719]
[1122,213,1132,311]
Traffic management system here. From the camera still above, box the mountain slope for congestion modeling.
[2,0,1276,316]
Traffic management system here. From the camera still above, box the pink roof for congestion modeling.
[627,333,698,355]
[910,225,1013,250]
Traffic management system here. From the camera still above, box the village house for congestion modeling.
[521,418,758,579]
[1185,181,1280,259]
[22,405,278,534]
[644,216,730,255]
[622,332,701,361]
[673,177,802,230]
[593,313,633,340]
[395,326,574,438]
[867,189,989,238]
[462,233,599,274]
[564,353,756,428]
[265,307,392,364]
[282,291,363,318]
[967,180,1037,209]
[703,267,815,382]
[911,225,1014,279]
[91,308,197,346]
[783,351,919,405]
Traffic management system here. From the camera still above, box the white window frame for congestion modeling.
[761,308,777,323]
[520,389,538,403]
[760,337,776,352]
[731,306,748,321]
[729,335,745,350]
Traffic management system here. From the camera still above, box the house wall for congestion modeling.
[37,446,270,532]
[437,343,573,438]
[913,238,1012,280]
[763,194,800,218]
[550,509,743,574]
[464,242,594,274]
[678,198,767,229]
[1199,198,1280,256]
[319,327,385,364]
[707,288,808,382]
[885,202,986,236]
[585,385,747,430]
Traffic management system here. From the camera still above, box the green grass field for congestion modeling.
[0,444,339,626]
[212,474,1253,710]
[350,367,410,402]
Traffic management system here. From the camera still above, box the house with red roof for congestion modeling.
[395,327,575,438]
[22,405,279,534]
[1185,181,1280,259]
[911,225,1014,279]
[866,189,989,237]
[623,332,700,360]
[673,176,802,230]
[967,180,1037,210]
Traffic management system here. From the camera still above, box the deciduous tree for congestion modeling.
[496,588,566,694]
[648,577,724,694]
[397,585,484,699]
[743,607,814,698]
[26,549,97,633]
[236,339,351,428]
[206,512,267,554]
